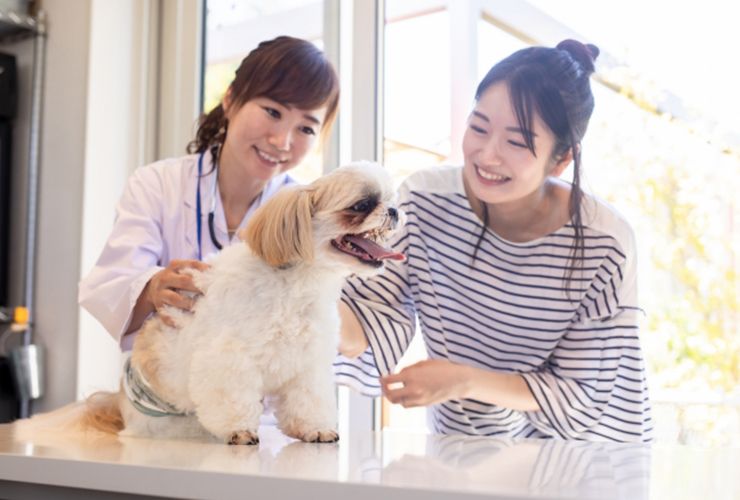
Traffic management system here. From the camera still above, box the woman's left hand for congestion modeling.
[381,359,472,408]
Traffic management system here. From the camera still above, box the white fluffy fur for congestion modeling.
[12,161,401,445]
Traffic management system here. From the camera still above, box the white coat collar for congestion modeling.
[182,149,295,259]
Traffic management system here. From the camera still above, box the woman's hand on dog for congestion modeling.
[145,259,210,327]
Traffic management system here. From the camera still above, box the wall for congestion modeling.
[5,0,264,413]
[7,0,162,411]
[7,0,92,412]
[76,0,149,401]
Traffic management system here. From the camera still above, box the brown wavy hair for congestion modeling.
[187,36,340,158]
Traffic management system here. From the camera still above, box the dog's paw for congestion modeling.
[228,430,259,445]
[279,419,339,443]
[299,430,339,443]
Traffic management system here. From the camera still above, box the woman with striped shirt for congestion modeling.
[335,40,653,442]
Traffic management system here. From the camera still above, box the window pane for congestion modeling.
[524,0,740,444]
[383,8,450,186]
[584,82,740,444]
[476,19,526,80]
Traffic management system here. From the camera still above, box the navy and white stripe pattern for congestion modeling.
[334,166,653,442]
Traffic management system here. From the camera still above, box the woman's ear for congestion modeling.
[549,145,576,177]
[222,86,235,118]
[242,187,314,268]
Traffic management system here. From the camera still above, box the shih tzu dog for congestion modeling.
[14,162,404,445]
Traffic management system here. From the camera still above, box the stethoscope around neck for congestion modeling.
[195,149,223,260]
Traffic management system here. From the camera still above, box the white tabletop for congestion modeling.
[0,424,738,499]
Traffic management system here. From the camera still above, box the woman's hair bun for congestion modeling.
[556,39,599,74]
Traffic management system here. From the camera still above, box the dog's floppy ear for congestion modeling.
[242,186,314,267]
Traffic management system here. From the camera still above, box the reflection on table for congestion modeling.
[1,424,738,499]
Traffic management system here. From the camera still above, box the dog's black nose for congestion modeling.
[388,207,398,221]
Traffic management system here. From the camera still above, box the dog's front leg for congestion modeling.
[189,350,263,445]
[274,369,338,443]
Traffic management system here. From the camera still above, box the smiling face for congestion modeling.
[221,96,327,181]
[462,82,568,207]
[313,163,405,274]
[243,162,404,275]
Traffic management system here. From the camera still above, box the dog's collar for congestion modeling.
[123,356,189,418]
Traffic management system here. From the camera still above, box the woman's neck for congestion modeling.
[217,146,265,232]
[466,178,570,243]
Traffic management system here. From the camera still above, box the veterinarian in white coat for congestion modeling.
[79,36,339,351]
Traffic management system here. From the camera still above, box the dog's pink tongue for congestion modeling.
[345,235,405,261]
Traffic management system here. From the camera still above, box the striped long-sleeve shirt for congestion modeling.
[334,166,653,442]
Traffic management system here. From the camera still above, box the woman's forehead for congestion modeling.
[474,83,549,135]
[474,84,517,119]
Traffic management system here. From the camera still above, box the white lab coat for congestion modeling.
[78,150,295,351]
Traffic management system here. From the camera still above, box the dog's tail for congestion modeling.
[11,391,124,440]
[82,391,125,434]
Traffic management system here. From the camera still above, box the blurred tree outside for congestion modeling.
[203,59,239,114]
[584,83,740,443]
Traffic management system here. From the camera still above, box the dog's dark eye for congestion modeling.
[351,198,377,213]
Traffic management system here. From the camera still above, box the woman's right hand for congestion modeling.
[144,259,210,327]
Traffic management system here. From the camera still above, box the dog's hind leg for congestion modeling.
[274,372,339,443]
[189,350,264,445]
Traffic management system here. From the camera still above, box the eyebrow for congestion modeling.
[506,126,537,137]
[471,110,537,137]
[303,113,321,126]
[272,99,322,126]
[471,110,489,122]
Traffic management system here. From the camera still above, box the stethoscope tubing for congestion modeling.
[196,151,223,261]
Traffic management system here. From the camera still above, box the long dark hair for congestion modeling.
[187,36,340,158]
[472,40,599,294]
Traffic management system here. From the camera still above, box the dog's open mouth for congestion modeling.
[331,231,405,267]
